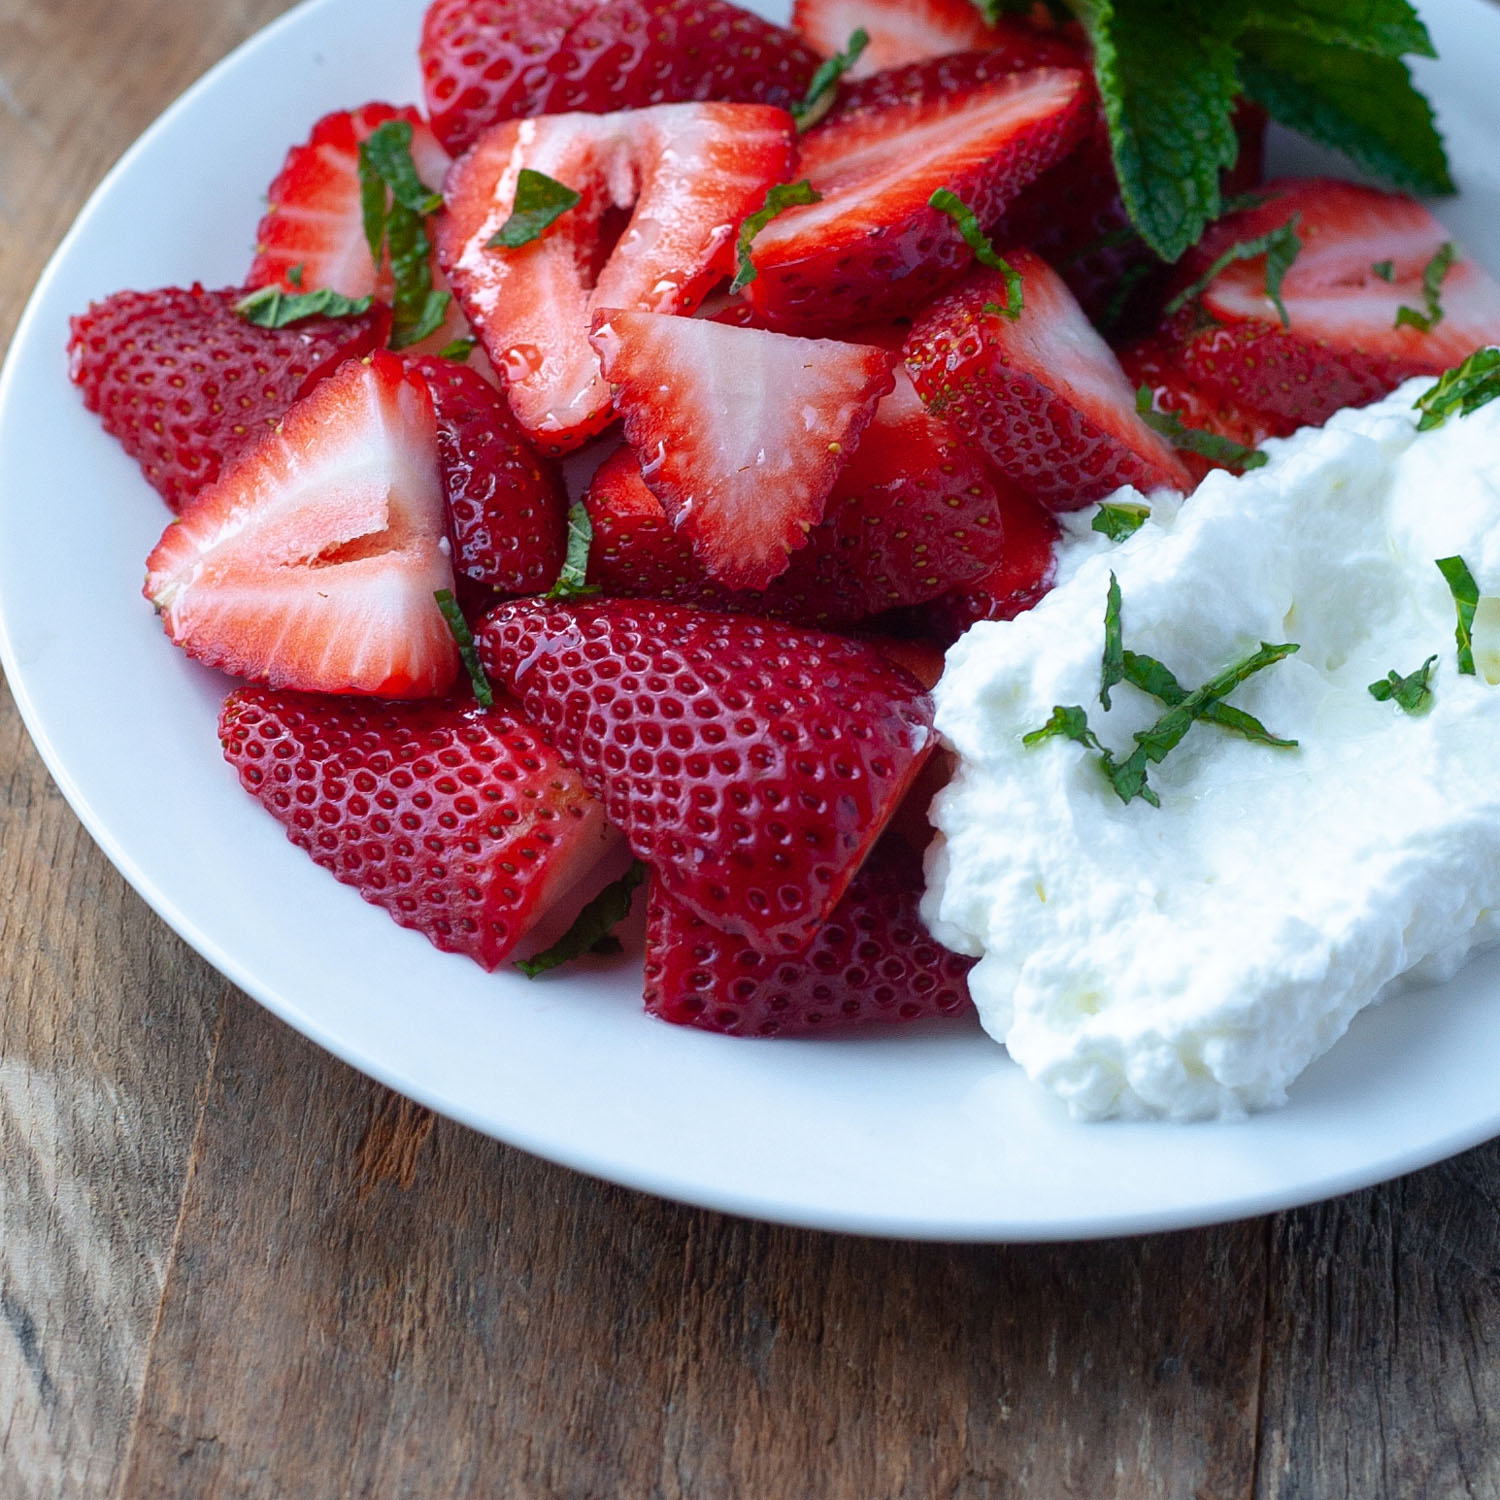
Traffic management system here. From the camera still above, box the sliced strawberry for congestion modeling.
[1166,179,1500,428]
[437,102,794,455]
[589,311,894,590]
[420,0,819,157]
[742,63,1089,333]
[792,0,993,76]
[220,686,616,969]
[903,254,1192,509]
[67,285,388,511]
[643,838,973,1035]
[825,30,1084,104]
[476,598,936,952]
[409,354,567,594]
[144,353,458,698]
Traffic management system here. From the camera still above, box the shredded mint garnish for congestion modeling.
[235,285,373,327]
[1100,571,1125,709]
[1135,385,1268,471]
[1368,655,1437,714]
[930,188,1023,319]
[1022,704,1103,751]
[1394,241,1456,332]
[486,168,582,250]
[1165,214,1303,329]
[1372,259,1396,282]
[793,27,868,131]
[287,264,305,287]
[1123,650,1296,746]
[1414,348,1500,431]
[1092,501,1151,542]
[436,336,477,362]
[732,180,823,293]
[546,502,600,601]
[1436,555,1479,675]
[434,588,493,707]
[517,861,647,978]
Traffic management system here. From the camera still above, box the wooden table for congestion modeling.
[4,2,1500,1494]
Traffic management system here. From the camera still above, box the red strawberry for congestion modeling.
[67,285,388,511]
[437,102,794,455]
[420,0,819,157]
[247,103,452,299]
[144,353,458,698]
[220,686,616,969]
[409,354,567,593]
[741,63,1089,333]
[476,598,936,952]
[643,838,973,1035]
[590,311,895,590]
[826,31,1084,107]
[903,254,1192,509]
[1162,179,1500,430]
[792,0,995,75]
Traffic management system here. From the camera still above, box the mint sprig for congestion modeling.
[517,862,647,978]
[486,169,582,250]
[1414,349,1500,431]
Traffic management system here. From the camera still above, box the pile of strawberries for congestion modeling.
[67,0,1500,1035]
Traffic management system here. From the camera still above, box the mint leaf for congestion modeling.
[732,180,822,293]
[1394,241,1456,333]
[1023,704,1103,751]
[793,27,868,131]
[434,588,494,708]
[287,264,305,288]
[385,202,450,350]
[546,502,600,601]
[1135,384,1268,470]
[361,120,443,218]
[1415,348,1500,431]
[1165,215,1303,329]
[1237,33,1453,197]
[1436,555,1479,675]
[1092,500,1150,542]
[235,285,373,327]
[1240,0,1434,59]
[1372,259,1396,282]
[487,169,581,250]
[930,188,1024,319]
[517,862,647,979]
[1123,650,1297,746]
[436,336,477,362]
[1101,571,1125,710]
[1368,655,1437,714]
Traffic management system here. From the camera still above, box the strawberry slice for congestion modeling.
[792,0,993,76]
[590,311,895,590]
[903,253,1192,509]
[1164,179,1500,429]
[437,103,795,455]
[67,285,388,511]
[420,0,819,157]
[643,838,973,1035]
[741,63,1089,333]
[409,354,567,594]
[476,598,936,952]
[144,353,458,698]
[220,686,616,970]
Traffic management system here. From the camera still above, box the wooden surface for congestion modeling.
[4,1,1500,1495]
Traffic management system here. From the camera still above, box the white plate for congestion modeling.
[5,0,1500,1242]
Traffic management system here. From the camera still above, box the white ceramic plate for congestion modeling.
[5,0,1500,1242]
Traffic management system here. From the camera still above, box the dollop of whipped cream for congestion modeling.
[923,380,1500,1120]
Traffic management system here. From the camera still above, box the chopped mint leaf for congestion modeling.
[385,204,451,350]
[1165,214,1303,329]
[436,336,477,362]
[517,861,647,979]
[434,588,494,708]
[793,27,868,131]
[1135,384,1269,471]
[1123,650,1297,746]
[1368,655,1437,714]
[1414,348,1500,431]
[234,285,373,328]
[486,169,581,250]
[1394,240,1456,333]
[1372,259,1396,282]
[361,119,444,218]
[1023,704,1103,751]
[1436,555,1479,675]
[732,180,822,293]
[1100,571,1125,710]
[287,264,305,288]
[929,188,1024,319]
[1092,501,1150,542]
[546,501,600,600]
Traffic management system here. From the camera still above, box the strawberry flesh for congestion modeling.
[792,0,995,76]
[476,597,936,953]
[220,686,615,969]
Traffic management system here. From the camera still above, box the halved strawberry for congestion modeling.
[643,837,973,1035]
[144,353,458,698]
[903,254,1192,508]
[1165,179,1500,429]
[67,285,388,511]
[476,598,936,952]
[590,311,895,590]
[409,354,567,594]
[437,102,795,455]
[741,63,1089,333]
[420,0,819,157]
[220,686,616,969]
[792,0,993,76]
